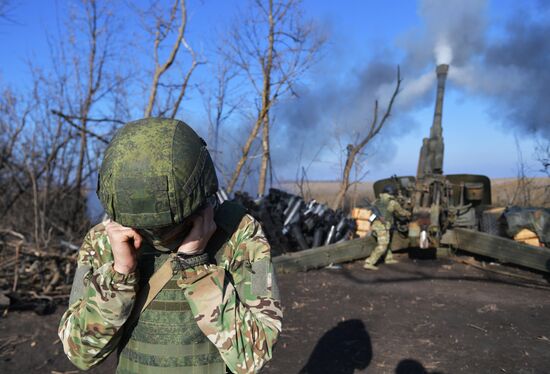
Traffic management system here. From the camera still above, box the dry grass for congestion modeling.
[275,177,550,210]
[276,181,374,210]
[490,178,549,207]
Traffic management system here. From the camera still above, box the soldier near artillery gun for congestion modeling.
[58,118,282,373]
[363,185,411,271]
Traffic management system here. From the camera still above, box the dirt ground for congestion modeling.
[1,255,550,374]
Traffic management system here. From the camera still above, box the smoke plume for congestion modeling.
[410,0,550,138]
[452,8,550,137]
[271,0,550,181]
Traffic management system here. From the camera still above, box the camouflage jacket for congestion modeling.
[377,193,411,225]
[58,214,282,373]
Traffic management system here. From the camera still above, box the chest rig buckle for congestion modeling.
[171,252,210,274]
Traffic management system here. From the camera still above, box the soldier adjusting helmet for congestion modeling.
[97,118,218,229]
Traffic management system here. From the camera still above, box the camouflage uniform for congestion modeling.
[59,212,281,373]
[364,193,410,267]
[59,118,282,373]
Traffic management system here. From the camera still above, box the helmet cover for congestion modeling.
[97,118,218,228]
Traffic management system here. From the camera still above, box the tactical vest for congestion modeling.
[374,194,393,226]
[117,201,246,374]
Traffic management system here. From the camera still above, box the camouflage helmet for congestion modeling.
[97,118,218,228]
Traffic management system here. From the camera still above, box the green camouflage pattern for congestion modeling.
[364,219,393,265]
[117,249,225,373]
[97,118,218,228]
[58,223,139,370]
[375,193,411,225]
[180,214,282,374]
[59,214,282,373]
[385,193,412,219]
[365,194,410,266]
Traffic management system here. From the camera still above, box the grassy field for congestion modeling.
[276,177,550,209]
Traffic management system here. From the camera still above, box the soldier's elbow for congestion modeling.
[61,340,102,371]
[64,351,98,371]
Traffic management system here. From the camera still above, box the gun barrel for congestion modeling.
[417,64,448,178]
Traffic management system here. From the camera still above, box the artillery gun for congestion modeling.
[273,63,549,273]
[373,64,491,250]
[274,64,550,274]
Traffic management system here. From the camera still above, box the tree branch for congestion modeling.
[51,110,110,144]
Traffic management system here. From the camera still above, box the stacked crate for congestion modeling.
[351,208,373,238]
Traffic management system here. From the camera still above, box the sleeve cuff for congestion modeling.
[102,262,139,286]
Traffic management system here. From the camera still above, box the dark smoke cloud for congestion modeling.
[271,0,550,181]
[455,9,550,138]
[272,57,420,179]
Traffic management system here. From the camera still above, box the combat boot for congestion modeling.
[363,263,378,271]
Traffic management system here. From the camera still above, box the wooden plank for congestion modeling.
[453,228,550,273]
[273,236,376,273]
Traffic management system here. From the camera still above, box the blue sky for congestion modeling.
[1,0,547,183]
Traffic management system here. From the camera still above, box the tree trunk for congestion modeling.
[332,145,356,210]
[331,67,401,210]
[258,112,270,196]
[227,0,275,195]
[144,0,188,118]
[257,0,275,197]
[226,106,267,193]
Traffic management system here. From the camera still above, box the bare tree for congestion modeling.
[142,0,202,118]
[535,141,550,206]
[331,67,402,210]
[200,60,240,167]
[1,0,204,247]
[48,0,128,229]
[535,141,550,177]
[510,136,535,207]
[0,0,128,245]
[223,0,324,196]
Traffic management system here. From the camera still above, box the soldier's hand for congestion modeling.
[177,205,217,256]
[105,220,143,275]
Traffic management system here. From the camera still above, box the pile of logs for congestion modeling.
[0,229,78,314]
[232,188,357,253]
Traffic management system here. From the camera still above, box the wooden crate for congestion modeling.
[513,229,541,247]
[352,208,374,237]
[351,208,372,220]
[356,229,370,238]
[356,219,371,232]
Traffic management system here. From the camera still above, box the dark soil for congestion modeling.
[1,255,550,374]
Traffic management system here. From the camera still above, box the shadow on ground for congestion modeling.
[298,319,372,374]
[395,359,444,374]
